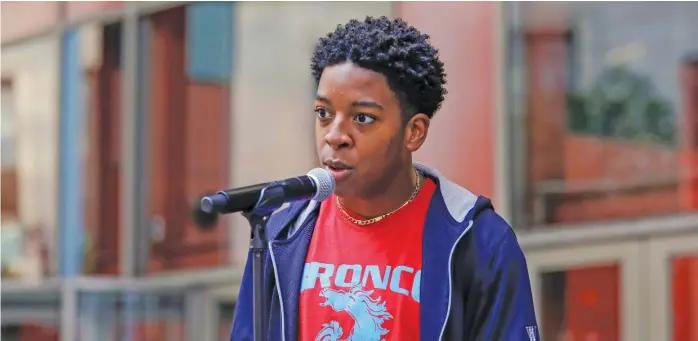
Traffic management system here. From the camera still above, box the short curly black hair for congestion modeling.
[311,16,447,119]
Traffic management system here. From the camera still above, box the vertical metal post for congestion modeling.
[136,14,153,277]
[58,28,85,278]
[59,280,78,341]
[505,1,529,230]
[227,2,239,266]
[56,18,84,340]
[494,1,512,223]
[186,290,215,341]
[120,3,150,278]
[121,5,149,341]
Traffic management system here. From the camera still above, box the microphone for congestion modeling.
[200,168,335,215]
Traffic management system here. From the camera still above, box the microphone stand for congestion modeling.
[240,184,286,341]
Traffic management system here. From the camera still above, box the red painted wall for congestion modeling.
[395,1,498,201]
[564,265,620,341]
[673,256,698,341]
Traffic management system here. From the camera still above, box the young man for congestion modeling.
[231,16,539,341]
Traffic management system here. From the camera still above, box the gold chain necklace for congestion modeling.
[336,167,422,226]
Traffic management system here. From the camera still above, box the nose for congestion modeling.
[324,117,352,150]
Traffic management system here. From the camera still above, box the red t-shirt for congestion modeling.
[298,178,436,341]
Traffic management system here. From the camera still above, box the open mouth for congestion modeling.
[324,160,353,182]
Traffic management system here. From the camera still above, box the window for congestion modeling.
[186,2,233,83]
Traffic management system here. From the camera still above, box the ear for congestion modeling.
[404,113,430,152]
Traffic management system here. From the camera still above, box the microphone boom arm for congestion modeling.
[243,184,287,341]
[201,168,334,341]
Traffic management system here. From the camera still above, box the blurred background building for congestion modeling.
[0,1,697,341]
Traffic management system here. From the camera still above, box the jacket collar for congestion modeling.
[414,162,478,222]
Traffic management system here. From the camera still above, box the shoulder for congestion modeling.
[469,209,518,259]
[456,207,528,286]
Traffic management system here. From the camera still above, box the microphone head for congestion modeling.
[306,168,335,201]
[193,193,219,229]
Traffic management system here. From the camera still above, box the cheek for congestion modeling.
[315,125,325,149]
[357,131,404,171]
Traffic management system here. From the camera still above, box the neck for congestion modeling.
[338,164,418,219]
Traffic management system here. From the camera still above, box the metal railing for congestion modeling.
[531,169,698,225]
[1,267,242,341]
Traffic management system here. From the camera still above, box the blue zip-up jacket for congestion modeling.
[231,163,540,341]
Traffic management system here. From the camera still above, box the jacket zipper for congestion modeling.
[268,241,285,341]
[267,212,317,341]
[437,220,474,340]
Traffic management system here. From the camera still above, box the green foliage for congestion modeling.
[567,65,676,145]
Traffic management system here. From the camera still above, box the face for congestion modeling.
[315,62,430,198]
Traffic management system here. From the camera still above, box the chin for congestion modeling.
[333,181,362,199]
[332,185,352,199]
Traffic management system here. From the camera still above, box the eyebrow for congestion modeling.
[315,94,384,110]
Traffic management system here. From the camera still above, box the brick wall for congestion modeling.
[552,135,682,223]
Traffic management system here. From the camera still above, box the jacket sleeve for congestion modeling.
[230,249,254,341]
[468,212,540,341]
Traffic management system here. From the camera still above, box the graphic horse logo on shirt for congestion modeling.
[314,285,393,341]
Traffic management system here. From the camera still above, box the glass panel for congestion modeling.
[140,4,233,273]
[540,264,620,341]
[77,291,185,341]
[0,37,61,280]
[672,254,698,341]
[507,2,698,227]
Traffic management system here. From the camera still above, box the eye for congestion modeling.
[315,108,332,121]
[354,113,376,124]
